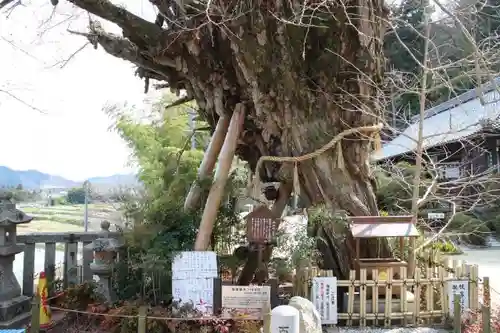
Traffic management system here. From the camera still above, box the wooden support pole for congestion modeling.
[184,115,230,211]
[194,104,245,250]
[483,276,491,333]
[408,237,416,278]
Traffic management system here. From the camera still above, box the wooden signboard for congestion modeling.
[245,206,278,244]
[221,285,271,319]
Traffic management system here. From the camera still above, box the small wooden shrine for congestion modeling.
[348,215,419,296]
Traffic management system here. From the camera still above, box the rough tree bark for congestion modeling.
[39,0,391,280]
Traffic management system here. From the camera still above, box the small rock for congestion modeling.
[288,296,322,333]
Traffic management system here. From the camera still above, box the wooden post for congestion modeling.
[482,304,491,333]
[213,277,223,314]
[194,105,245,250]
[137,306,147,333]
[408,237,416,277]
[453,294,461,333]
[262,302,271,333]
[267,278,279,308]
[483,276,491,333]
[31,294,41,333]
[184,115,230,211]
[484,276,491,309]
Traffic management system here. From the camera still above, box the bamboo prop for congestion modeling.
[184,115,230,211]
[194,104,245,250]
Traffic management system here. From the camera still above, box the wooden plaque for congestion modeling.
[245,206,278,244]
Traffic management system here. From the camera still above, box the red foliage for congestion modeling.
[462,307,500,333]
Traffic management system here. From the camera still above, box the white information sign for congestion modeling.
[311,276,338,324]
[172,278,214,314]
[447,280,470,316]
[172,251,218,280]
[428,212,445,219]
[221,285,270,319]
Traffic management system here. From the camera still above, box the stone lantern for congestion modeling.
[0,194,33,328]
[84,220,122,302]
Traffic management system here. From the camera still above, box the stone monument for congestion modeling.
[0,193,33,328]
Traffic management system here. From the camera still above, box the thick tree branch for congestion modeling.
[68,26,173,80]
[66,0,163,46]
[0,0,15,9]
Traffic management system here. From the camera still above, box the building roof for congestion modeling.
[373,80,500,161]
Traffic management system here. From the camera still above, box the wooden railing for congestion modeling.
[16,229,118,297]
[0,219,125,328]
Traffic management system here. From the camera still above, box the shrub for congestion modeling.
[462,307,500,333]
[431,240,461,254]
[53,196,68,205]
[66,187,87,204]
[449,213,490,246]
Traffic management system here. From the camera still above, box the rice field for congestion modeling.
[18,203,122,234]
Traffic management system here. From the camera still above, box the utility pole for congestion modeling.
[83,180,90,232]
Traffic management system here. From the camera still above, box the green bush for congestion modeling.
[449,213,490,246]
[66,187,87,204]
[489,215,500,236]
[108,97,247,304]
[430,240,461,254]
[53,196,68,206]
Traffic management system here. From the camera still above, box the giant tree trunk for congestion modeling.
[53,0,391,280]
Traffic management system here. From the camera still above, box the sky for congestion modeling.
[0,0,159,181]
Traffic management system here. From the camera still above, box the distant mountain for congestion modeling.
[87,174,138,186]
[0,166,137,189]
[0,166,78,189]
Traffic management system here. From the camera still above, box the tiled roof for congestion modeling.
[373,82,500,161]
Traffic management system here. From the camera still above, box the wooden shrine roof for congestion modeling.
[348,216,419,238]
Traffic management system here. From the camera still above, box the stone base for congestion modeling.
[0,295,31,329]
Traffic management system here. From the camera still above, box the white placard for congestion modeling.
[172,278,214,314]
[172,251,218,280]
[220,285,270,318]
[428,212,445,219]
[447,280,470,316]
[311,276,337,324]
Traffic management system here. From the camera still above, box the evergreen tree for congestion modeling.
[384,0,428,123]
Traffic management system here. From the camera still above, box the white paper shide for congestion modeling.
[311,276,337,324]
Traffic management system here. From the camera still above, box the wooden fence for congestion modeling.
[294,253,481,327]
[27,251,487,331]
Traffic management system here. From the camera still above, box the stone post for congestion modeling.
[84,220,121,303]
[0,195,33,328]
